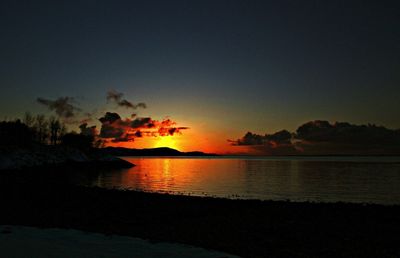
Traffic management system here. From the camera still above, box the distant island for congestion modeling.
[99,146,218,157]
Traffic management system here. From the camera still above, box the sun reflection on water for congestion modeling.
[80,157,400,204]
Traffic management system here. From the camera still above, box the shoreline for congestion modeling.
[0,145,134,171]
[1,171,400,257]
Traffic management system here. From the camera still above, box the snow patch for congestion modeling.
[0,225,240,258]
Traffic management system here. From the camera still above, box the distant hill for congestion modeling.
[100,147,217,157]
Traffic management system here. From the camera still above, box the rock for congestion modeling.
[0,145,134,171]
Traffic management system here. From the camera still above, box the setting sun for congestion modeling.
[153,136,179,149]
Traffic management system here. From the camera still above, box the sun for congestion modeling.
[153,136,179,150]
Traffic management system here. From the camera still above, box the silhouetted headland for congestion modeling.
[0,119,133,170]
[0,145,133,171]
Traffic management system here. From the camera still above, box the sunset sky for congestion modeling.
[1,1,399,154]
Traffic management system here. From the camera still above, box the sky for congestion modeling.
[1,0,399,154]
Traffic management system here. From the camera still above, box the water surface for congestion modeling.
[79,156,400,205]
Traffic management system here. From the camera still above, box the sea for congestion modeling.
[75,156,400,205]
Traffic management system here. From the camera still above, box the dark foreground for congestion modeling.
[1,170,400,258]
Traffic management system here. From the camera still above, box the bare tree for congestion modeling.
[49,116,61,145]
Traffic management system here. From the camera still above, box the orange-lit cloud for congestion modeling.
[37,92,195,151]
[95,112,189,143]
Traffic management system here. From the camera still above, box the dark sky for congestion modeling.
[1,0,399,151]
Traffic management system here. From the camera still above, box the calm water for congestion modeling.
[78,156,400,205]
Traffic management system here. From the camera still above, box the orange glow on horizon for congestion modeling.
[104,122,248,155]
[153,136,179,150]
[107,129,232,154]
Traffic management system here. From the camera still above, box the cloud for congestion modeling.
[106,90,123,103]
[37,97,80,118]
[229,130,295,155]
[294,120,400,155]
[296,120,400,145]
[131,117,155,129]
[99,112,121,124]
[158,126,189,137]
[231,130,292,146]
[97,112,189,143]
[98,112,125,139]
[79,123,97,137]
[36,92,187,145]
[230,120,400,155]
[106,90,147,109]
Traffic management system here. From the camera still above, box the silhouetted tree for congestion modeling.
[59,123,67,140]
[49,116,61,145]
[34,114,49,144]
[0,120,34,146]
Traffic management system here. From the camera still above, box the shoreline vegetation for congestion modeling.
[0,118,134,171]
[1,169,400,258]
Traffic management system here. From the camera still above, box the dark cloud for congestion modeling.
[117,100,147,109]
[295,120,400,155]
[106,90,147,109]
[231,130,292,146]
[37,97,80,118]
[99,112,121,124]
[79,123,97,137]
[35,93,186,145]
[296,120,400,145]
[230,132,264,146]
[268,130,292,144]
[98,112,189,143]
[158,126,190,136]
[231,120,400,155]
[134,130,143,137]
[99,123,125,139]
[106,90,123,103]
[98,112,124,139]
[131,117,155,129]
[230,130,295,155]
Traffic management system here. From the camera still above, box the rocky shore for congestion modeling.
[0,145,133,170]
